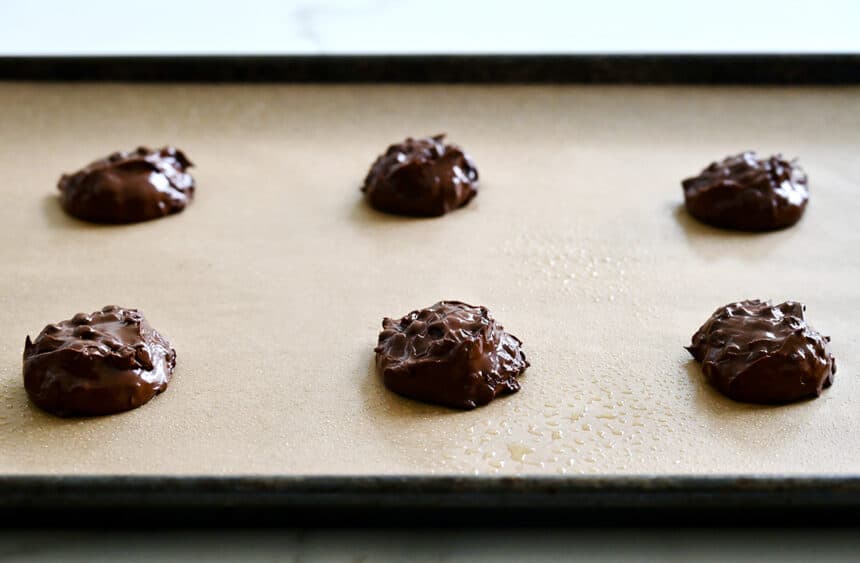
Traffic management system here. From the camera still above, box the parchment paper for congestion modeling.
[0,83,858,476]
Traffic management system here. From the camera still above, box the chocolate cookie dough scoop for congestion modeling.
[374,301,528,409]
[686,300,835,404]
[361,134,478,217]
[682,152,808,231]
[58,146,194,223]
[23,306,176,417]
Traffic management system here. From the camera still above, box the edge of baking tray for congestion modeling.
[2,474,859,526]
[2,56,858,526]
[0,54,858,83]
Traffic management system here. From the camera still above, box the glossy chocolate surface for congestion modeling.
[687,300,835,404]
[375,301,528,409]
[58,146,194,223]
[361,134,478,217]
[23,306,176,417]
[682,152,808,231]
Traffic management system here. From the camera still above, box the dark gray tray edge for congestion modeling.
[3,474,859,526]
[0,54,859,83]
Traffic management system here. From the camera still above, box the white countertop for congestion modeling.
[2,0,859,56]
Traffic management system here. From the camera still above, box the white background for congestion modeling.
[1,0,859,55]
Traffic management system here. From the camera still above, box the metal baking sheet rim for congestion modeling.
[0,54,859,83]
[3,474,860,525]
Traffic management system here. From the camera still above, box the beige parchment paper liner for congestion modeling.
[0,83,857,476]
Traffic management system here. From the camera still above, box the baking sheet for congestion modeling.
[0,83,858,477]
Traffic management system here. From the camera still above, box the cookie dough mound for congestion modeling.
[375,301,528,409]
[682,152,808,231]
[361,134,478,217]
[23,306,176,416]
[686,299,835,403]
[58,146,194,223]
